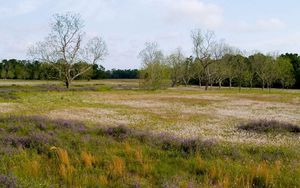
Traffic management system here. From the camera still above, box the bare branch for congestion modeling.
[27,12,107,88]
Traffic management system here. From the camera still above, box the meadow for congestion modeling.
[0,79,300,187]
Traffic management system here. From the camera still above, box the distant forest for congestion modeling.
[0,59,139,80]
[1,52,300,89]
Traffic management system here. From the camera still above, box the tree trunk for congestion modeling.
[219,81,222,89]
[198,78,201,87]
[171,78,176,87]
[281,81,285,89]
[262,80,265,90]
[229,78,232,89]
[183,78,188,87]
[204,67,209,90]
[205,80,209,90]
[65,79,70,89]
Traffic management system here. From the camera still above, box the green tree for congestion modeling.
[208,59,226,89]
[181,56,194,86]
[249,53,274,89]
[1,59,15,79]
[264,56,277,90]
[275,57,295,88]
[166,48,185,87]
[231,54,248,91]
[192,57,204,87]
[279,53,300,88]
[138,42,168,89]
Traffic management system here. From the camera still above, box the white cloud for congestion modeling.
[256,18,286,31]
[159,0,223,29]
[229,18,286,33]
[0,0,43,17]
[1,0,298,69]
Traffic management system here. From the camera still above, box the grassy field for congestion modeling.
[0,80,300,187]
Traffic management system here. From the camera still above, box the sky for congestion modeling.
[0,0,300,69]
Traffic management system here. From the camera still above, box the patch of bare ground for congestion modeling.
[211,99,300,123]
[0,103,15,113]
[152,120,300,146]
[55,92,300,146]
[47,107,144,126]
[225,126,300,146]
[157,94,230,101]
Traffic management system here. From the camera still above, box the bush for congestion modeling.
[106,125,131,140]
[0,174,17,187]
[237,120,300,134]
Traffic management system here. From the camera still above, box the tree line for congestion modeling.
[0,59,138,80]
[139,30,300,90]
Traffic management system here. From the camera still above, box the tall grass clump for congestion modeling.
[50,147,75,185]
[81,151,96,168]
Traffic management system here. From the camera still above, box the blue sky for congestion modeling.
[0,0,300,69]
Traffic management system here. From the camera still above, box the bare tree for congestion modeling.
[28,12,108,88]
[209,41,232,88]
[191,29,227,90]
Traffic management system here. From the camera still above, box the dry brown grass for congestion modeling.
[108,156,126,177]
[81,151,96,168]
[50,147,74,183]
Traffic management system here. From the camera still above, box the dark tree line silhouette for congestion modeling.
[0,59,139,80]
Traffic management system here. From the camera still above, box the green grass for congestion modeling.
[0,116,299,187]
[0,80,300,187]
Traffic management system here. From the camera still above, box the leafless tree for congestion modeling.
[191,29,217,90]
[28,12,108,88]
[191,29,232,90]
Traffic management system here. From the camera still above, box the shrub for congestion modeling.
[237,120,300,134]
[0,174,17,188]
[106,125,131,140]
[180,139,199,155]
[3,132,54,154]
[53,119,87,133]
